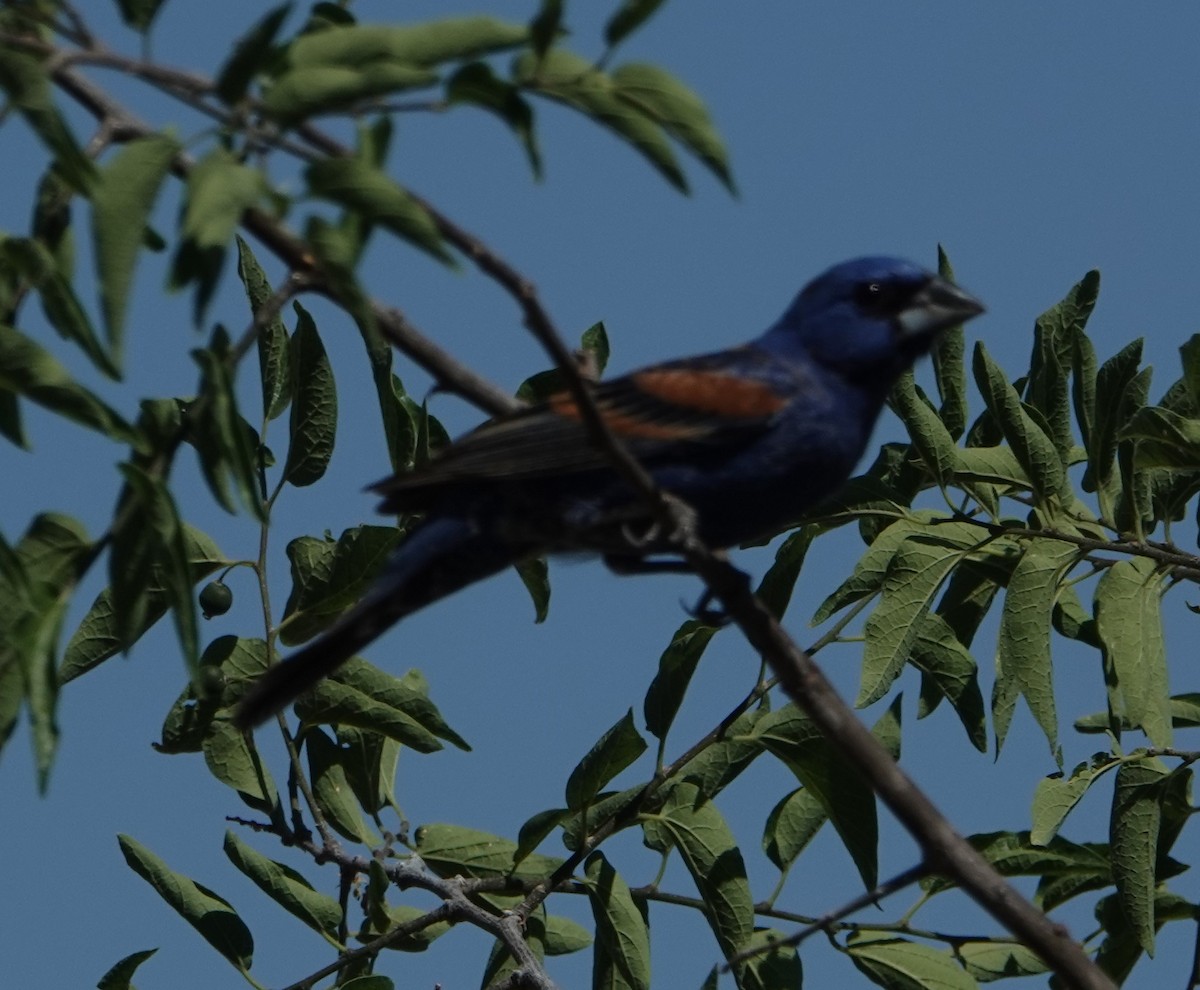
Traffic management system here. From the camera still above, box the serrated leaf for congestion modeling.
[643,618,715,742]
[223,831,341,940]
[582,852,651,990]
[515,50,687,193]
[1031,758,1117,846]
[891,371,957,486]
[283,302,337,486]
[190,330,266,518]
[1095,557,1171,747]
[118,834,254,971]
[648,782,753,962]
[762,786,826,872]
[859,521,981,707]
[279,526,402,644]
[973,343,1070,503]
[1110,757,1168,955]
[204,719,281,816]
[910,613,986,752]
[848,935,979,990]
[415,823,564,882]
[304,726,379,844]
[235,236,292,421]
[92,134,179,361]
[992,539,1075,759]
[296,659,468,752]
[610,62,734,193]
[752,704,877,889]
[0,323,135,443]
[306,157,452,265]
[566,709,647,811]
[111,464,199,673]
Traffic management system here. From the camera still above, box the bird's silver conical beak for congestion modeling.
[897,276,985,340]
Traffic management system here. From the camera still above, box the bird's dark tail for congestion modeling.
[234,517,525,729]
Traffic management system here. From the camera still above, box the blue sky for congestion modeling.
[4,3,1200,988]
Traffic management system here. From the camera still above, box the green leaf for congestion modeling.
[582,852,651,990]
[514,557,551,622]
[111,464,200,674]
[737,928,802,990]
[859,520,981,707]
[62,524,224,682]
[529,0,564,59]
[305,157,452,265]
[279,526,402,645]
[92,134,179,362]
[215,4,293,105]
[285,17,528,69]
[931,246,969,439]
[115,0,167,32]
[643,618,716,742]
[992,539,1075,759]
[203,719,281,817]
[446,62,541,178]
[1027,270,1100,462]
[223,831,341,940]
[891,371,957,486]
[0,45,94,194]
[752,704,877,889]
[973,343,1070,503]
[169,148,266,323]
[1,237,119,380]
[910,613,986,752]
[755,526,815,620]
[664,705,766,803]
[0,323,135,443]
[1084,338,1143,500]
[605,0,667,47]
[338,726,402,816]
[648,782,754,962]
[515,50,687,193]
[847,934,979,990]
[283,302,337,486]
[235,236,292,421]
[155,637,269,755]
[1110,757,1168,955]
[118,834,254,971]
[1031,757,1117,846]
[97,948,158,990]
[958,941,1047,982]
[262,63,439,120]
[610,62,735,193]
[565,709,647,811]
[305,726,379,844]
[1120,405,1200,470]
[762,787,826,873]
[514,807,569,868]
[190,330,266,518]
[414,823,564,882]
[297,660,469,752]
[1095,557,1171,747]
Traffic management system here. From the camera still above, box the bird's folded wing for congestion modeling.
[373,353,792,512]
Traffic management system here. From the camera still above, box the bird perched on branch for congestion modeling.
[236,256,983,728]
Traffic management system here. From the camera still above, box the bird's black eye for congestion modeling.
[855,279,914,312]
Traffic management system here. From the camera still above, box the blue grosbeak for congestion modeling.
[236,256,983,727]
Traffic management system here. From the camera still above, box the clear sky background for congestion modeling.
[4,3,1200,989]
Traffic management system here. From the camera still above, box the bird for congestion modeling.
[235,256,984,728]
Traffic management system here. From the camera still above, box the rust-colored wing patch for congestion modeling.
[547,392,702,439]
[631,369,790,418]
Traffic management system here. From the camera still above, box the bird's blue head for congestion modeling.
[764,256,984,387]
